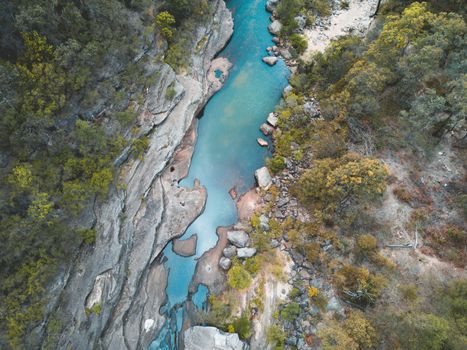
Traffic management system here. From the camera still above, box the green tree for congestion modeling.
[156,11,176,39]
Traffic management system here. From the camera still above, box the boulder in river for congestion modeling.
[257,138,268,147]
[268,20,282,35]
[255,166,272,189]
[260,123,274,136]
[229,186,237,199]
[227,230,249,248]
[262,56,278,66]
[219,257,232,270]
[184,326,249,350]
[172,234,198,257]
[272,36,280,44]
[237,247,257,258]
[267,112,278,127]
[223,245,237,258]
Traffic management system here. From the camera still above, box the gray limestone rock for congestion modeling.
[223,245,237,258]
[255,166,272,189]
[268,20,283,35]
[260,123,274,136]
[267,112,278,127]
[227,230,249,248]
[262,56,278,66]
[237,247,257,258]
[219,257,232,270]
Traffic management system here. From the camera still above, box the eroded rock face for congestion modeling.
[42,1,234,349]
[184,326,249,350]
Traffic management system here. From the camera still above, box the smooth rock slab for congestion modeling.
[184,326,249,350]
[262,56,278,66]
[227,230,249,248]
[255,166,272,189]
[237,247,257,258]
[172,233,198,257]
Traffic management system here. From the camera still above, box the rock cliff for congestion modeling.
[41,1,233,349]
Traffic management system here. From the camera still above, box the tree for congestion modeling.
[155,11,176,40]
[318,322,358,350]
[397,313,449,350]
[297,153,388,217]
[344,311,377,349]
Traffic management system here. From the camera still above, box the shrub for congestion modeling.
[344,311,377,349]
[289,34,308,54]
[155,11,176,39]
[267,155,286,174]
[227,265,252,290]
[232,312,251,340]
[280,302,300,322]
[267,324,286,349]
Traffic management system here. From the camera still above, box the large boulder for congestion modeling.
[237,247,257,258]
[268,20,282,35]
[267,112,278,127]
[219,257,232,270]
[227,230,249,248]
[223,245,237,258]
[255,166,272,189]
[184,326,249,350]
[262,56,278,66]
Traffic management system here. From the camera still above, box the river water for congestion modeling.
[150,0,289,348]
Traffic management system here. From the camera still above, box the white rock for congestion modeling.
[227,230,249,248]
[184,326,249,350]
[255,166,272,189]
[267,113,278,127]
[144,319,155,332]
[262,56,278,66]
[237,247,257,258]
[260,123,274,136]
[268,20,282,35]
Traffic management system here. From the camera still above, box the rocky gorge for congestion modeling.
[35,1,234,349]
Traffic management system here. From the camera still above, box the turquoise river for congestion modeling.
[150,0,289,348]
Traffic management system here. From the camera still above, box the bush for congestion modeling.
[227,265,252,290]
[289,34,308,55]
[267,324,286,349]
[232,312,251,340]
[280,302,300,322]
[267,155,286,174]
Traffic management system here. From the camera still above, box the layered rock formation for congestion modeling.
[40,1,233,349]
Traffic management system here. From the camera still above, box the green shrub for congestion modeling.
[227,265,252,290]
[267,155,286,174]
[280,302,300,322]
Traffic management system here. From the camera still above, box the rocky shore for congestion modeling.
[40,1,234,349]
[184,1,383,349]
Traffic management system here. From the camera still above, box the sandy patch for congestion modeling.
[303,0,378,59]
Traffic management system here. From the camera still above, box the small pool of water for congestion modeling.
[214,68,223,79]
[150,0,289,348]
